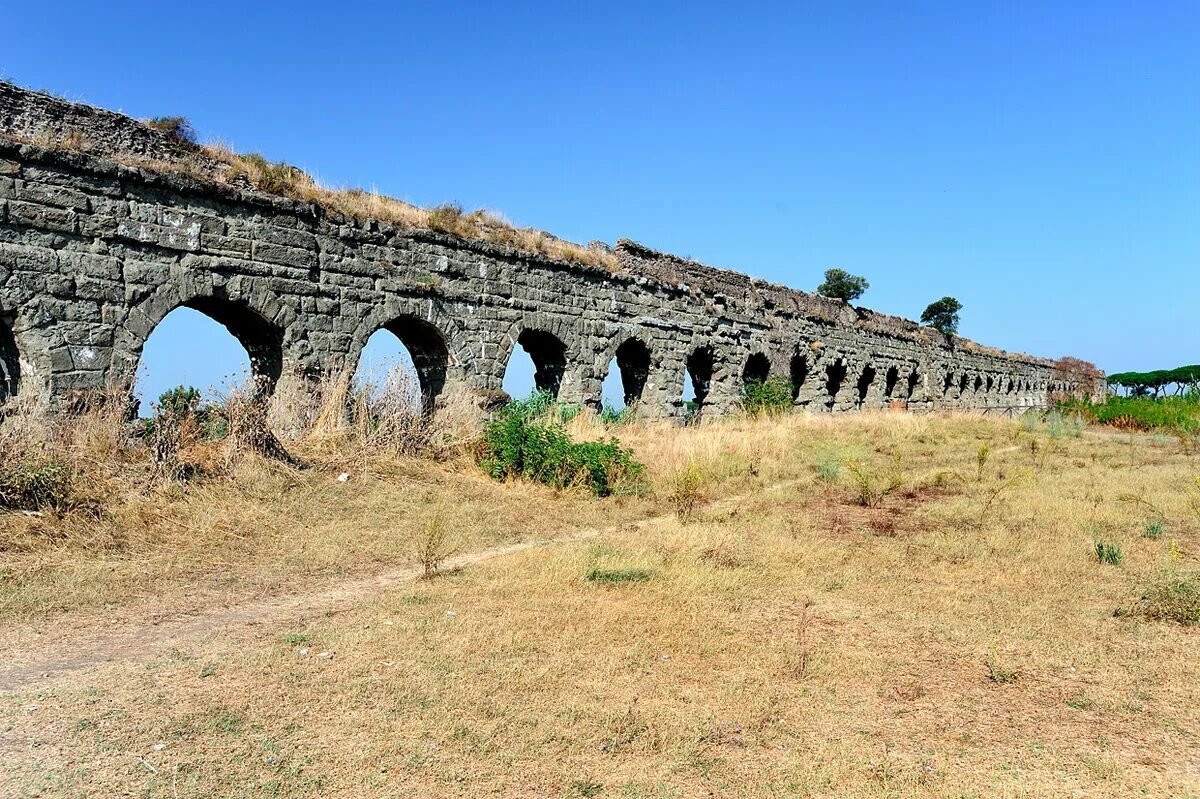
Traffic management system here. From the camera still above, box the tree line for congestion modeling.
[1106,366,1200,397]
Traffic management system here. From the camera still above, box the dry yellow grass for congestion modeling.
[2,412,1200,797]
[12,119,620,272]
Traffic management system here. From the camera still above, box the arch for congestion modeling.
[611,337,652,406]
[357,315,452,412]
[790,352,808,401]
[856,364,877,406]
[959,373,969,394]
[905,367,921,399]
[507,328,569,398]
[0,309,18,404]
[825,358,848,408]
[128,296,285,407]
[985,375,994,394]
[942,371,955,397]
[883,365,900,399]
[742,351,771,385]
[185,296,284,388]
[116,282,292,401]
[685,345,716,411]
[973,375,984,394]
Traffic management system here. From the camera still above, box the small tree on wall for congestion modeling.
[816,269,869,302]
[920,297,963,336]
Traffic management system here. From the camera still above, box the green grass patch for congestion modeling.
[585,566,653,584]
[1060,395,1200,434]
[1120,573,1200,625]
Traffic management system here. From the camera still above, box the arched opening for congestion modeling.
[856,364,877,406]
[825,359,847,408]
[684,346,715,412]
[611,338,652,408]
[742,352,770,385]
[958,373,969,395]
[1007,378,1015,394]
[973,375,984,394]
[790,353,808,401]
[883,365,900,399]
[136,299,282,415]
[985,375,994,394]
[943,371,955,397]
[906,368,920,399]
[503,328,567,400]
[354,316,450,413]
[0,311,18,405]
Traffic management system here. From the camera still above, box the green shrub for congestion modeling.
[0,455,72,512]
[585,566,652,584]
[846,454,904,508]
[1094,540,1123,566]
[741,376,794,415]
[1142,519,1165,539]
[144,386,228,441]
[480,394,644,496]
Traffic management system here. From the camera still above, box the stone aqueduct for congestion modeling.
[0,83,1070,419]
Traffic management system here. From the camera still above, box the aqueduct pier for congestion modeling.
[0,83,1072,419]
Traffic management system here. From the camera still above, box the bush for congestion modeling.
[144,116,197,146]
[741,376,794,416]
[145,386,228,442]
[668,462,706,519]
[1121,573,1200,625]
[1094,540,1123,566]
[846,454,903,508]
[428,203,467,235]
[480,394,644,496]
[414,515,454,579]
[0,455,71,512]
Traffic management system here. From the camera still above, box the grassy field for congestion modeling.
[1060,394,1200,437]
[2,411,1199,797]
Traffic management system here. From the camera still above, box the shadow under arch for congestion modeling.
[685,345,716,412]
[824,358,848,409]
[357,315,452,412]
[0,308,19,404]
[609,337,653,407]
[856,363,877,407]
[790,350,808,401]
[742,351,771,385]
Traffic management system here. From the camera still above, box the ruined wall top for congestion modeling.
[0,81,1052,371]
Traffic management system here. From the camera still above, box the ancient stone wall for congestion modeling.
[0,84,1077,420]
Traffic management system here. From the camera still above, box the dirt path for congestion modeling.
[0,479,804,693]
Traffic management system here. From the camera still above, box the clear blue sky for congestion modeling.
[4,1,1196,406]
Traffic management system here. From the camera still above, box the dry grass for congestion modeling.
[13,120,620,272]
[201,143,619,271]
[2,412,1200,797]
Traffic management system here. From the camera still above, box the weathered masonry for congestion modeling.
[0,83,1073,419]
